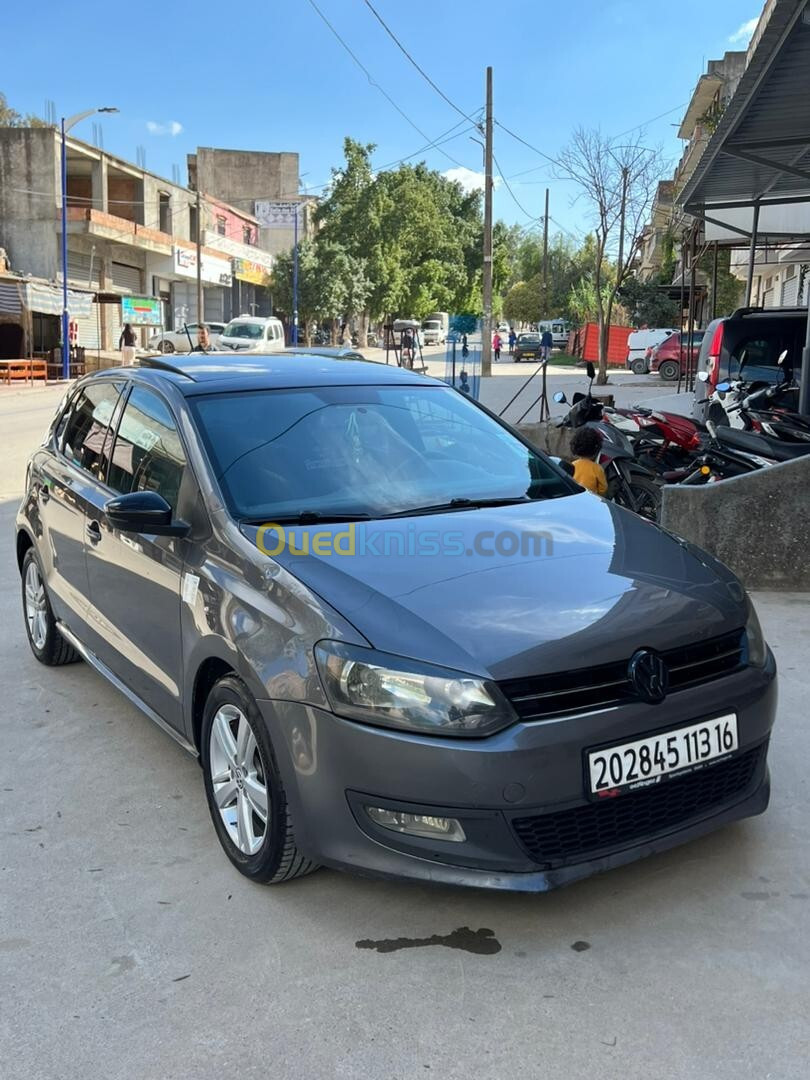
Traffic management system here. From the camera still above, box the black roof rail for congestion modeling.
[730,306,764,317]
[134,354,196,380]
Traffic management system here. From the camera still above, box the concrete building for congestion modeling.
[637,181,675,281]
[0,127,273,355]
[188,147,317,259]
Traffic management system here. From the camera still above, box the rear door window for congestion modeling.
[727,332,797,383]
[61,381,125,480]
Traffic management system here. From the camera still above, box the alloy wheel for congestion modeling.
[24,560,48,650]
[208,704,269,855]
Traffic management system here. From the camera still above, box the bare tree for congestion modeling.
[556,130,660,383]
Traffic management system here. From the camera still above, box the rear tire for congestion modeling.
[21,549,80,666]
[659,360,680,381]
[623,477,661,521]
[157,340,175,354]
[631,358,648,375]
[201,675,318,885]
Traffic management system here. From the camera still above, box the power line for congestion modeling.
[495,120,565,172]
[304,0,467,169]
[362,0,479,127]
[491,151,540,222]
[613,102,688,139]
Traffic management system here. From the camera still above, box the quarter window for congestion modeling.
[61,382,124,479]
[107,387,186,512]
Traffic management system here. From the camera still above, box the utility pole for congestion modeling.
[481,66,493,376]
[195,184,203,326]
[617,166,629,283]
[542,187,549,316]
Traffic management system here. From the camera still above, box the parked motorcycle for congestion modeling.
[553,363,661,520]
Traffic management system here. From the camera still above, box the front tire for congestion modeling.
[21,549,80,665]
[201,675,317,884]
[157,339,175,354]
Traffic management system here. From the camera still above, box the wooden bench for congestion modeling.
[0,359,49,385]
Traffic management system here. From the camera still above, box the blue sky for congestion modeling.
[4,0,760,238]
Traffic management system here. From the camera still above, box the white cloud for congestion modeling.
[442,166,502,195]
[729,17,758,44]
[146,120,184,136]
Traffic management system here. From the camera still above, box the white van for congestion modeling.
[626,328,678,373]
[219,316,286,353]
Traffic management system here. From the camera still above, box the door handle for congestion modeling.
[86,520,102,545]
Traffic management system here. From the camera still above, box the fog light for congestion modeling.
[365,806,466,842]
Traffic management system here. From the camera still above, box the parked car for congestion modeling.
[16,352,776,891]
[650,330,707,381]
[147,322,225,354]
[693,306,807,422]
[626,328,678,374]
[219,316,286,353]
[514,332,543,361]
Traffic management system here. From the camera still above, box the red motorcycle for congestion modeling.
[602,404,707,473]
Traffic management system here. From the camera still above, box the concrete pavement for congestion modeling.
[1,379,808,1080]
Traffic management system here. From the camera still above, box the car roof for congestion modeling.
[124,351,441,395]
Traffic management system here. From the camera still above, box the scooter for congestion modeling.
[553,363,661,520]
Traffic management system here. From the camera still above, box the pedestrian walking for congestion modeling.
[540,328,553,363]
[119,323,137,366]
[493,332,502,362]
[461,333,469,358]
[508,329,516,354]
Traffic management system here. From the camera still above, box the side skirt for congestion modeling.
[56,620,198,758]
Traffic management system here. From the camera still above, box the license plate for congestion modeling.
[587,714,738,796]
[522,352,535,358]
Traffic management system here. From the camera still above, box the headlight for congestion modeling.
[314,641,516,737]
[745,598,768,668]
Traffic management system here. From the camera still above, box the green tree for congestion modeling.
[618,275,681,327]
[0,92,51,127]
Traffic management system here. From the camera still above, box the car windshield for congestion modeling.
[518,334,540,343]
[223,322,264,340]
[191,384,573,521]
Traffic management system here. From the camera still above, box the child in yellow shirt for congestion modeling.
[570,427,608,495]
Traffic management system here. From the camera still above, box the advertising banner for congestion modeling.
[121,296,162,326]
[233,258,272,286]
[254,200,300,229]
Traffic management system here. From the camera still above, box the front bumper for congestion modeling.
[260,653,777,891]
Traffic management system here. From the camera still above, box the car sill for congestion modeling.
[56,621,198,758]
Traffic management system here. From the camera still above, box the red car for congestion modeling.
[650,331,706,381]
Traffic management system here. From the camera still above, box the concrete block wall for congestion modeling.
[660,455,810,590]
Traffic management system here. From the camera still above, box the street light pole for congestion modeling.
[292,202,299,344]
[59,106,118,380]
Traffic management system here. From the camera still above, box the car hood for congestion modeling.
[240,494,745,681]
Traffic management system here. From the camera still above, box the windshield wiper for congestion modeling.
[241,511,372,526]
[382,496,534,518]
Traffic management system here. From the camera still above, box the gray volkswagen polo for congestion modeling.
[16,353,776,891]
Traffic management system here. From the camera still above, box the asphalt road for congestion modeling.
[2,379,808,1080]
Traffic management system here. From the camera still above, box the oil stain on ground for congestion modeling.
[356,926,501,955]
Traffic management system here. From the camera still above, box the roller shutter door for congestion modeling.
[111,262,142,294]
[72,305,101,351]
[204,287,225,323]
[67,249,101,288]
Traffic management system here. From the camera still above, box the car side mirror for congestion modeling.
[549,456,575,476]
[585,361,595,380]
[553,391,567,404]
[105,490,190,537]
[697,370,709,382]
[778,349,788,365]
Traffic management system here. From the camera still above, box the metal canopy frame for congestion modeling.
[677,0,810,415]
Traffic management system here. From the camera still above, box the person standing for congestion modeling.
[194,323,211,352]
[508,328,516,354]
[493,331,502,363]
[541,328,553,363]
[119,322,137,367]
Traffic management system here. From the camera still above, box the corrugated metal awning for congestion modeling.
[681,0,810,239]
[0,280,24,315]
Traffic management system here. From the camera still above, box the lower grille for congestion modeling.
[511,743,764,868]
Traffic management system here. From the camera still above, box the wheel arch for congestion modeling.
[16,528,35,574]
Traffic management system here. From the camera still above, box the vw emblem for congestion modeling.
[628,649,669,704]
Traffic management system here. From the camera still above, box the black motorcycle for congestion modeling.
[553,362,661,520]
